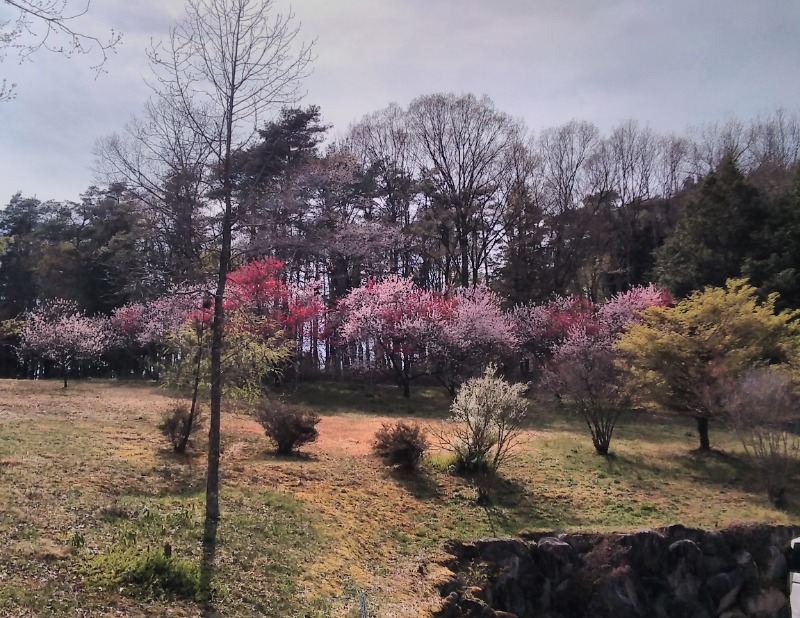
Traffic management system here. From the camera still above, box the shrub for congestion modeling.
[159,403,203,453]
[373,421,428,470]
[256,401,320,455]
[720,367,800,506]
[544,332,631,456]
[444,365,528,474]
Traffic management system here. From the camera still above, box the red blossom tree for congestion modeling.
[224,258,323,369]
[510,294,596,375]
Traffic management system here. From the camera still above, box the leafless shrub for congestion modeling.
[373,421,428,470]
[256,401,320,455]
[721,367,800,506]
[160,403,204,453]
[544,337,631,456]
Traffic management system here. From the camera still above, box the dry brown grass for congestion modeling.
[0,379,798,617]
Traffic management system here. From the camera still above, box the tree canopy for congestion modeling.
[616,278,799,450]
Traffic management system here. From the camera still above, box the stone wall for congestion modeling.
[435,523,800,618]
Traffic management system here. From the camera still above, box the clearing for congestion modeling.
[0,379,797,617]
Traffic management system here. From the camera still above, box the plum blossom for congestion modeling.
[20,299,115,387]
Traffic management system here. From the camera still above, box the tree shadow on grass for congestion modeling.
[200,514,218,617]
[384,466,441,500]
[261,450,320,463]
[284,380,452,419]
[148,450,205,495]
[463,470,580,536]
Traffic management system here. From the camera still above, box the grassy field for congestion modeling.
[0,378,798,617]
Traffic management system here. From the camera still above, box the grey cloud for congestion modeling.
[1,0,798,203]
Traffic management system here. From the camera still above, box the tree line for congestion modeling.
[3,102,800,331]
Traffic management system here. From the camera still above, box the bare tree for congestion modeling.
[721,367,800,507]
[535,120,603,295]
[147,0,313,521]
[586,120,659,290]
[745,108,800,171]
[95,97,214,287]
[345,103,419,278]
[1,0,121,100]
[688,117,752,178]
[407,93,524,288]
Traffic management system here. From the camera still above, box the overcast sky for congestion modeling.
[1,0,799,204]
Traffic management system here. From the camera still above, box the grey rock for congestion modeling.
[475,538,529,562]
[443,539,478,562]
[623,529,668,575]
[668,539,704,568]
[743,586,789,618]
[704,569,744,614]
[735,549,760,595]
[597,572,645,618]
[718,610,747,618]
[760,545,788,584]
[558,531,597,554]
[439,576,461,597]
[435,591,461,618]
[458,596,490,616]
[700,530,736,575]
[444,539,479,561]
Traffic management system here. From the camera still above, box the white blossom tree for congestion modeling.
[20,298,113,387]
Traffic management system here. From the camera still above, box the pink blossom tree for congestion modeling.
[543,285,671,455]
[597,284,673,335]
[430,285,518,394]
[110,289,205,377]
[337,275,449,397]
[20,299,115,387]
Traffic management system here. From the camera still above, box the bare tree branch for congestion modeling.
[1,0,121,100]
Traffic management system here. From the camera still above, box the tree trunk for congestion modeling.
[459,235,470,289]
[402,356,411,398]
[206,206,232,521]
[177,321,205,454]
[696,416,710,451]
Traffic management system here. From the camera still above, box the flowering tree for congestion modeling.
[337,275,449,397]
[510,295,596,375]
[443,365,529,474]
[544,285,671,455]
[430,285,517,394]
[597,284,673,335]
[225,257,323,358]
[20,299,114,387]
[110,289,205,377]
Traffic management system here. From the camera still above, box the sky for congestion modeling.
[1,0,799,204]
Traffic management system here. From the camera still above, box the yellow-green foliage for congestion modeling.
[617,278,799,418]
[163,310,292,401]
[0,318,23,338]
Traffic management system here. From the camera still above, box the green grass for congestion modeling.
[1,378,799,616]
